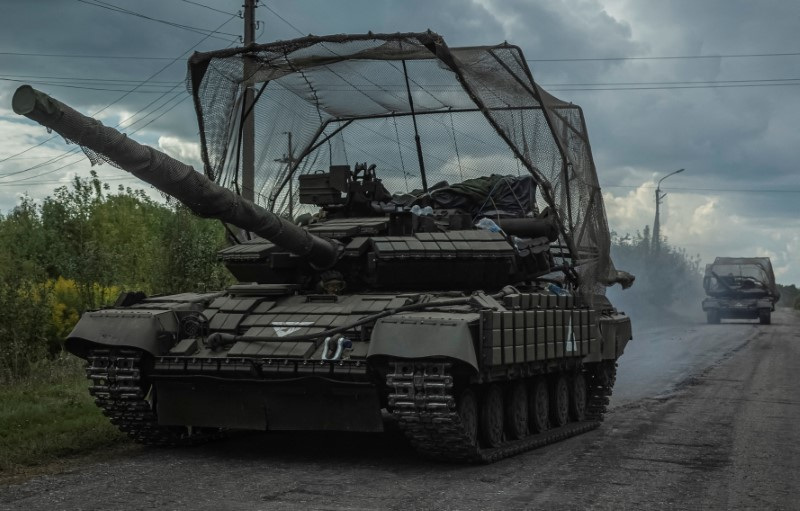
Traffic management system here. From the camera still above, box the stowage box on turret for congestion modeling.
[13,32,634,462]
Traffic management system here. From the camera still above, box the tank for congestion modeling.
[12,32,634,462]
[702,257,779,325]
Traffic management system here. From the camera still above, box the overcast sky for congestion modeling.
[0,0,798,285]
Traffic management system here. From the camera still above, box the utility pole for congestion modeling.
[241,0,257,202]
[652,168,685,255]
[273,132,294,219]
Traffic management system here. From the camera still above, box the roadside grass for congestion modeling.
[0,354,127,474]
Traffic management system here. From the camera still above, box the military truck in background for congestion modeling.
[12,32,634,462]
[702,257,780,324]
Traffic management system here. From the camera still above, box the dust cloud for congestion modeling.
[606,269,706,330]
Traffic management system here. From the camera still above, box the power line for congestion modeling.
[237,3,800,200]
[0,83,181,175]
[5,73,800,93]
[123,92,187,131]
[545,77,800,87]
[550,83,800,92]
[4,49,799,64]
[1,13,237,175]
[527,51,800,62]
[260,2,305,36]
[0,73,177,84]
[77,0,239,41]
[256,5,789,69]
[9,178,795,195]
[0,137,59,166]
[1,176,133,187]
[180,0,238,17]
[0,87,185,181]
[602,184,800,194]
[7,77,800,94]
[2,70,178,167]
[0,77,180,93]
[0,155,62,161]
[2,92,191,185]
[1,148,82,180]
[0,51,175,61]
[2,33,241,182]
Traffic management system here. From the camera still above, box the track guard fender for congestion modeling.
[367,312,480,371]
[756,298,773,310]
[599,313,632,360]
[65,309,179,359]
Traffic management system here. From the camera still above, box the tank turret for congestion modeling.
[12,85,341,270]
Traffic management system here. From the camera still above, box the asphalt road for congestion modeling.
[2,310,798,510]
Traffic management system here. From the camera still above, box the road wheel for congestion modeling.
[569,373,587,421]
[528,377,549,433]
[706,310,720,324]
[550,375,569,427]
[505,382,528,440]
[457,388,478,447]
[479,384,504,447]
[759,309,771,325]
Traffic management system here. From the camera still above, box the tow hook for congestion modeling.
[321,334,353,361]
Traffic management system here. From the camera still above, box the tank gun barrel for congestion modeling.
[11,85,340,268]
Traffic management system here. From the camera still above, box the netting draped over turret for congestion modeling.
[704,257,780,299]
[187,32,615,294]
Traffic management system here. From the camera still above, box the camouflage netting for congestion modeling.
[704,257,780,299]
[186,32,617,294]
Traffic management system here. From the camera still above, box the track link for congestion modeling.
[86,348,223,446]
[585,361,616,422]
[387,361,615,463]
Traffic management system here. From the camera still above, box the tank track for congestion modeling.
[86,348,223,446]
[387,361,616,463]
[585,361,616,422]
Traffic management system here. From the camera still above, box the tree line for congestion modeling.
[607,225,799,323]
[2,174,796,380]
[0,172,232,381]
[606,225,706,323]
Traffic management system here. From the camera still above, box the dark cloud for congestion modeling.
[0,0,797,281]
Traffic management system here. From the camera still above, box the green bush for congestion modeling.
[777,284,799,308]
[0,172,233,382]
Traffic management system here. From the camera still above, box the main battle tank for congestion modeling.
[13,32,633,462]
[702,257,779,324]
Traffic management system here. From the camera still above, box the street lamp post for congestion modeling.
[652,168,685,254]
